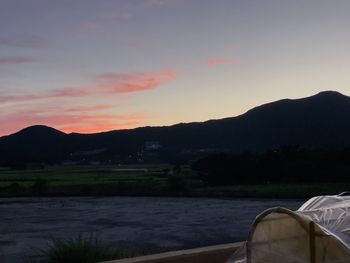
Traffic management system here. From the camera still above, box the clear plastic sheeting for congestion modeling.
[227,194,350,263]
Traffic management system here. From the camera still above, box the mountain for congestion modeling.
[1,91,350,164]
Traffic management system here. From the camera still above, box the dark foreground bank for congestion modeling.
[0,196,302,263]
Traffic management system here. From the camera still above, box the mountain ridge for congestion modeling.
[3,90,346,137]
[1,90,350,164]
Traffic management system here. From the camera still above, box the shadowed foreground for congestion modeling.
[0,197,301,263]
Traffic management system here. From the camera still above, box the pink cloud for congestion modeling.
[206,57,235,66]
[0,56,36,65]
[96,70,177,93]
[0,70,176,104]
[50,88,89,98]
[0,94,42,103]
[0,69,175,135]
[66,105,115,112]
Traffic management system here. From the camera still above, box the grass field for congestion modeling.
[0,164,169,187]
[0,164,197,197]
[1,164,349,198]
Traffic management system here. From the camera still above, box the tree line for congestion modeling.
[191,146,350,186]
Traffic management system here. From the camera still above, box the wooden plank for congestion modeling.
[100,242,244,263]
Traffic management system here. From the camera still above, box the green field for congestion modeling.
[0,164,200,197]
[0,164,349,198]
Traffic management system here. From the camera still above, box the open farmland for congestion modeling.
[1,164,350,198]
[0,164,188,197]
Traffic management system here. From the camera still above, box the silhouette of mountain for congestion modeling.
[0,125,67,163]
[8,125,66,139]
[1,91,350,164]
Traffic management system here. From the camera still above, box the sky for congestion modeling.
[1,0,350,135]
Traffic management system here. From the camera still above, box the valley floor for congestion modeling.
[0,164,347,198]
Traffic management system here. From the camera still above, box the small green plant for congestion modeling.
[25,235,142,263]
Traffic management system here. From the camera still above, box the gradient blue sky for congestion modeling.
[1,0,350,135]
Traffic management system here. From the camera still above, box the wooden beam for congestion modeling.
[100,242,244,263]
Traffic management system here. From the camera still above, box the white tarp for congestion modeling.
[228,194,350,263]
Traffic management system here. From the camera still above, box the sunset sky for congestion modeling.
[1,0,350,135]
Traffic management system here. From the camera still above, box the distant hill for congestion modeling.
[1,91,350,164]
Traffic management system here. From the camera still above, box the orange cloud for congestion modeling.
[61,121,144,134]
[0,105,151,136]
[206,57,234,66]
[0,56,36,64]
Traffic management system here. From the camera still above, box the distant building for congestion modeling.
[71,148,106,156]
[111,168,148,173]
[85,168,148,173]
[145,141,161,150]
